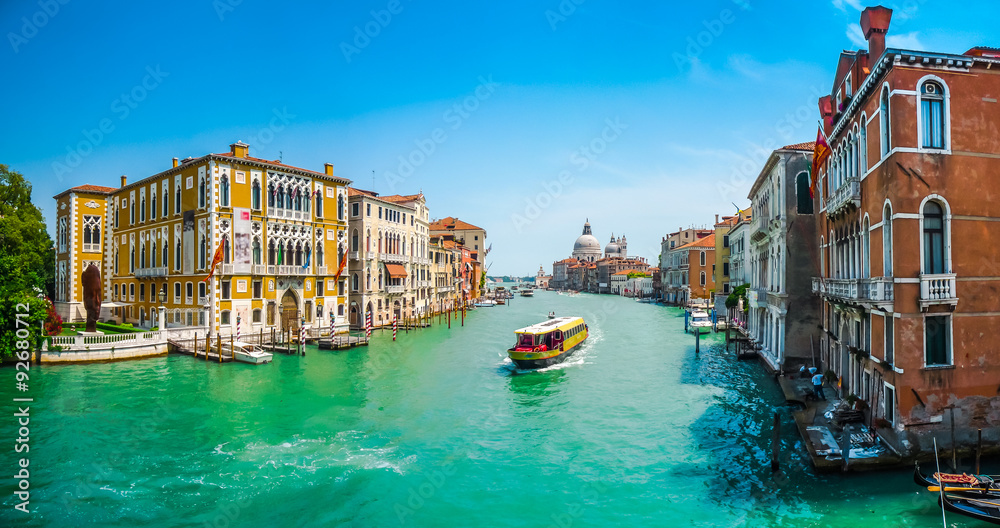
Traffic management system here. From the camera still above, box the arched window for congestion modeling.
[862,217,870,279]
[920,80,946,149]
[923,201,946,274]
[268,240,276,265]
[859,116,868,176]
[795,171,813,214]
[198,178,206,208]
[882,204,893,277]
[295,243,303,266]
[162,186,169,217]
[114,249,119,275]
[338,194,345,221]
[175,240,181,270]
[277,185,285,209]
[352,273,359,292]
[268,183,275,208]
[151,194,157,220]
[252,180,261,210]
[351,229,359,251]
[700,271,706,286]
[316,192,323,218]
[253,238,262,265]
[700,251,706,266]
[199,235,207,269]
[880,87,891,157]
[140,243,147,268]
[223,235,231,264]
[162,241,168,267]
[175,185,181,214]
[317,244,324,267]
[220,174,230,207]
[141,197,146,222]
[130,199,135,224]
[151,243,157,269]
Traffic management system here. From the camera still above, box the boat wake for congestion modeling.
[226,431,412,477]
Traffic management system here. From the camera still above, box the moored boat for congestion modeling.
[226,341,274,364]
[507,316,588,369]
[940,492,1000,525]
[475,300,497,307]
[688,310,713,334]
[914,464,1000,499]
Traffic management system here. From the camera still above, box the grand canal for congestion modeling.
[1,290,968,526]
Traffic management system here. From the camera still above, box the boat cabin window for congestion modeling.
[518,334,536,347]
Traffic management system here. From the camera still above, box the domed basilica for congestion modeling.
[572,219,627,262]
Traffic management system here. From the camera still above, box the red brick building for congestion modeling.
[813,6,1000,452]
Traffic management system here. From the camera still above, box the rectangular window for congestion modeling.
[174,282,181,302]
[317,279,324,296]
[186,282,193,302]
[253,280,262,299]
[723,235,729,248]
[253,309,262,323]
[884,385,895,425]
[379,207,382,219]
[723,262,729,276]
[885,316,894,365]
[221,280,231,300]
[367,203,371,216]
[925,315,951,366]
[352,203,359,217]
[221,311,230,325]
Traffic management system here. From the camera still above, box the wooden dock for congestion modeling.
[167,338,235,362]
[318,333,370,350]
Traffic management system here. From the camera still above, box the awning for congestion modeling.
[385,263,408,278]
[465,262,473,270]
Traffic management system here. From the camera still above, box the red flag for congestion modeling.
[201,241,225,282]
[810,127,831,198]
[335,249,348,277]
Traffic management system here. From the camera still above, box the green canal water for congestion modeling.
[0,290,973,527]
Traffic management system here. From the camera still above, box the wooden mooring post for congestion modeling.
[448,309,451,329]
[216,334,222,364]
[205,333,211,362]
[976,428,983,475]
[695,331,700,354]
[771,411,781,471]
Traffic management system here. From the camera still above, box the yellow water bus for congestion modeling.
[507,316,588,369]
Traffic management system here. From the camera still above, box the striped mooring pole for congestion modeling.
[392,315,397,341]
[366,312,372,339]
[235,314,241,342]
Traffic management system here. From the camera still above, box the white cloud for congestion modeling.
[887,31,924,51]
[832,0,865,12]
[847,24,867,48]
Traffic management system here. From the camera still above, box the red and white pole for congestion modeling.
[392,315,397,341]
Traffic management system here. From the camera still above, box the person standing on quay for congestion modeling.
[810,367,825,400]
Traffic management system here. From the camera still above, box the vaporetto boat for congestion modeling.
[506,316,588,369]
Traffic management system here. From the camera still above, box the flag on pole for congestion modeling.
[302,247,311,269]
[277,244,284,265]
[810,126,832,198]
[201,241,225,282]
[335,249,348,277]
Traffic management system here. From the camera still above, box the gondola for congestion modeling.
[914,464,1000,499]
[941,493,1000,525]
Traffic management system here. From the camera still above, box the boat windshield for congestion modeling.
[518,334,537,347]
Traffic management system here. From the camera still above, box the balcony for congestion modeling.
[417,280,432,288]
[220,264,234,275]
[198,296,209,306]
[920,273,957,309]
[826,177,860,218]
[349,251,360,260]
[383,253,406,264]
[812,277,894,305]
[386,285,405,294]
[277,265,302,276]
[316,266,327,275]
[252,264,267,275]
[135,266,168,278]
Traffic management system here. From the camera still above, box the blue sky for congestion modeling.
[2,0,996,275]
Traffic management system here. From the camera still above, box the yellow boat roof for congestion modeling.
[514,317,584,334]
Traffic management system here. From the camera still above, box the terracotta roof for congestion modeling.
[212,152,329,177]
[53,184,118,199]
[347,187,417,210]
[677,233,716,250]
[384,263,408,278]
[380,193,424,203]
[782,141,815,151]
[430,217,484,232]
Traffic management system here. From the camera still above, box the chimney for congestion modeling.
[230,141,249,158]
[172,157,178,168]
[861,6,893,64]
[120,175,127,188]
[324,163,334,176]
[818,95,833,132]
[715,214,719,224]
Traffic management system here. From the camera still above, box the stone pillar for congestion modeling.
[158,305,166,330]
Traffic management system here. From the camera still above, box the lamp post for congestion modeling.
[157,285,167,331]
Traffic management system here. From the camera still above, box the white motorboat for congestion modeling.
[475,300,497,307]
[689,310,713,334]
[547,311,556,319]
[227,341,273,364]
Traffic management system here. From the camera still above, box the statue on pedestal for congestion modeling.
[82,264,102,333]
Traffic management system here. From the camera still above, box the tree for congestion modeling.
[0,165,55,358]
[725,283,751,310]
